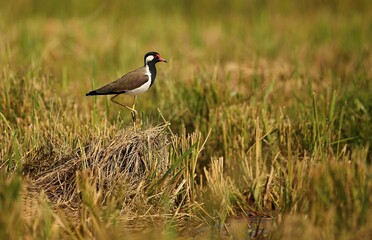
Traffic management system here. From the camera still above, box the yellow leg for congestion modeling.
[132,96,137,111]
[131,96,137,123]
[110,94,138,122]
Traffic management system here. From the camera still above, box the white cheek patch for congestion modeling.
[146,55,154,62]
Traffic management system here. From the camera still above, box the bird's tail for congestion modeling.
[86,90,100,96]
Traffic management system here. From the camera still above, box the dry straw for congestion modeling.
[24,124,170,209]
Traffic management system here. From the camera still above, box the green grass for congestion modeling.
[1,0,372,239]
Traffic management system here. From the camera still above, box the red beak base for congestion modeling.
[158,56,168,63]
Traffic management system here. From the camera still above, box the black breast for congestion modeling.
[147,62,157,87]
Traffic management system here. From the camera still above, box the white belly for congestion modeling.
[125,79,151,95]
[126,69,152,95]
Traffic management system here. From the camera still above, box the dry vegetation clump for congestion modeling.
[23,124,170,210]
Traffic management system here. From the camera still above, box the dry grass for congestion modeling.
[23,124,169,207]
[1,0,372,239]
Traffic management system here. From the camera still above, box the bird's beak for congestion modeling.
[158,56,168,63]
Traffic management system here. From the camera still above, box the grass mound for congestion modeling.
[23,124,170,209]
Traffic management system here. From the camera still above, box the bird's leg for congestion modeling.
[131,96,137,123]
[132,96,137,111]
[110,94,138,118]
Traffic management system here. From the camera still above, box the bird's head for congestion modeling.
[144,52,167,65]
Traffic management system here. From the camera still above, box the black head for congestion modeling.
[144,52,167,66]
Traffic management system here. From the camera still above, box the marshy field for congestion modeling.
[1,0,371,239]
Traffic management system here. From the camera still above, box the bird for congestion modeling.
[86,52,167,120]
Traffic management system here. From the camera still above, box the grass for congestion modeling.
[1,0,372,239]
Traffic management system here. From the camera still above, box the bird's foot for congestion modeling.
[131,110,143,129]
[131,110,137,122]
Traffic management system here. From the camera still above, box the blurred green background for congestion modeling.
[2,0,371,145]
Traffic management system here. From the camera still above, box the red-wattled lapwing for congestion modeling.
[86,52,167,121]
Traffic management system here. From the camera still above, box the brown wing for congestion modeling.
[87,67,148,95]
